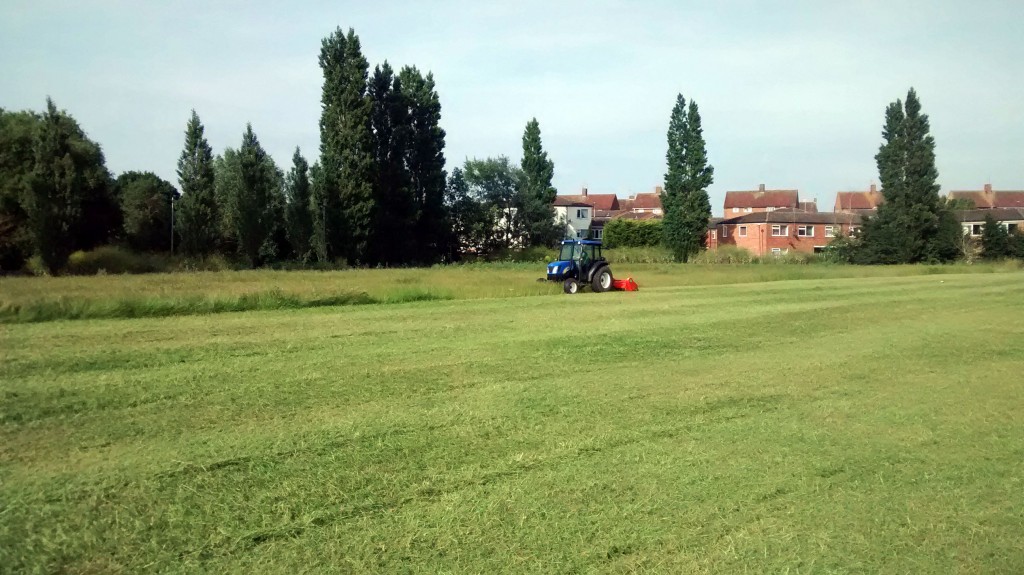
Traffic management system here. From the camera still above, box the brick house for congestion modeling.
[710,211,861,256]
[724,184,799,215]
[834,185,884,214]
[948,184,1024,209]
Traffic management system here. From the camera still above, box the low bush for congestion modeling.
[66,246,172,275]
[603,219,663,248]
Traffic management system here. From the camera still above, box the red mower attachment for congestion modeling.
[611,277,639,291]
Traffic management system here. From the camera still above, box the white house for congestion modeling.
[553,198,594,239]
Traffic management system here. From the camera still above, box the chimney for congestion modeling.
[654,185,664,195]
[869,184,877,194]
[581,187,588,197]
[984,183,992,194]
[758,183,766,192]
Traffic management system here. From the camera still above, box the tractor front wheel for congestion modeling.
[592,267,613,293]
[563,278,580,294]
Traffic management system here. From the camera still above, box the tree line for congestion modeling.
[0,27,560,274]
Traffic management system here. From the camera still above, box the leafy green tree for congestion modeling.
[116,171,178,252]
[399,66,449,264]
[519,118,559,247]
[24,99,117,274]
[980,214,1010,260]
[284,147,313,261]
[314,27,375,264]
[1010,229,1024,259]
[859,89,951,263]
[0,109,40,270]
[213,148,242,253]
[464,156,523,250]
[661,94,714,262]
[369,62,414,264]
[229,124,278,267]
[445,167,490,259]
[175,110,218,257]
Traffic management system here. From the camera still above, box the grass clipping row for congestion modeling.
[0,287,455,324]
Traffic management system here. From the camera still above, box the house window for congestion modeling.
[971,224,983,236]
[711,230,717,239]
[825,225,836,238]
[593,228,603,239]
[797,225,814,237]
[766,207,776,212]
[575,229,584,238]
[1007,223,1019,234]
[732,207,739,213]
[576,208,588,219]
[744,207,753,213]
[721,227,728,238]
[738,225,747,237]
[771,248,783,255]
[771,224,789,237]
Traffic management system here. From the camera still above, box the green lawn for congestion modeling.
[2,271,1023,573]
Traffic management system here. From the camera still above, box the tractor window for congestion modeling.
[558,243,575,260]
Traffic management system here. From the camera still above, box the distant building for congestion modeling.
[948,184,1024,209]
[834,185,884,214]
[552,197,594,239]
[724,184,799,214]
[955,208,1024,237]
[710,211,861,256]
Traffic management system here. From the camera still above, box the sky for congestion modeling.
[2,0,1022,215]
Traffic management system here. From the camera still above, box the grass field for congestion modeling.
[2,260,1020,323]
[2,268,1024,573]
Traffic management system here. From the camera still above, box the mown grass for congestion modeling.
[2,272,1023,573]
[2,260,1020,323]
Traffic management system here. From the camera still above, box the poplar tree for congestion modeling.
[175,110,218,257]
[662,94,714,262]
[314,27,375,264]
[399,66,448,263]
[519,118,559,247]
[369,62,414,264]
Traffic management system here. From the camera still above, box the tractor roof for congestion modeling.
[561,239,603,246]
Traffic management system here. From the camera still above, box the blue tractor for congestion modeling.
[546,239,615,294]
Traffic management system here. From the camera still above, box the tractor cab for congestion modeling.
[546,239,613,293]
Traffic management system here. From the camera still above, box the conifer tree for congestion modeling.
[25,99,83,274]
[860,89,950,263]
[519,118,559,247]
[661,94,714,262]
[175,110,218,257]
[232,124,276,267]
[980,214,1010,259]
[285,147,313,261]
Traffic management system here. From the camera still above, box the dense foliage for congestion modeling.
[602,219,663,248]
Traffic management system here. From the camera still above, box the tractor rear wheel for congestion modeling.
[592,267,613,292]
[563,278,580,294]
